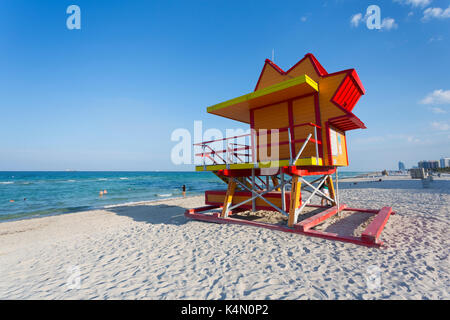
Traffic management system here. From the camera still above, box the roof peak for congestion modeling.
[263,53,328,76]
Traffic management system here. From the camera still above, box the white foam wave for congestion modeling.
[157,193,172,197]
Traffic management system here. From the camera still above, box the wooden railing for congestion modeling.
[194,122,321,166]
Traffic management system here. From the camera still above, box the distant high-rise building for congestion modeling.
[398,161,406,171]
[418,160,439,169]
[440,158,450,168]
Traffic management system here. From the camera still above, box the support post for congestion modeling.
[288,127,292,165]
[281,172,286,211]
[251,168,256,212]
[288,175,302,227]
[271,176,280,191]
[336,168,340,217]
[326,175,336,205]
[221,178,237,218]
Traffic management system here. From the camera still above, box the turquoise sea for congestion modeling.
[0,171,365,222]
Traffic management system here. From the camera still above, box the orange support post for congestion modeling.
[221,178,237,218]
[288,175,302,227]
[326,175,336,204]
[271,176,280,191]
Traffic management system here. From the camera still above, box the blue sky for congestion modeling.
[0,0,449,171]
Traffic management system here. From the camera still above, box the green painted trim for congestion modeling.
[207,75,318,113]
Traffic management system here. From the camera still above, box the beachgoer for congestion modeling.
[320,184,331,206]
[182,185,186,197]
[99,191,104,197]
[103,190,108,194]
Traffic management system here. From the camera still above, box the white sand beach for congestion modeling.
[0,175,449,299]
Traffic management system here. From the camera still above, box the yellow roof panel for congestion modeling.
[207,75,318,123]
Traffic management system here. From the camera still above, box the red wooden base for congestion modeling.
[185,204,395,248]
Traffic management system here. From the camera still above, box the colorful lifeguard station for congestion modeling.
[185,53,393,247]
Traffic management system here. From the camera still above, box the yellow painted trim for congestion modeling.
[195,164,227,171]
[229,163,255,170]
[207,75,318,113]
[196,157,323,171]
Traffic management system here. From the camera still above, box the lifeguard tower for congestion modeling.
[185,53,393,247]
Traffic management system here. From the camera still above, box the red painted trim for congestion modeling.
[325,121,333,166]
[254,54,364,98]
[254,61,268,91]
[297,204,346,231]
[283,166,336,176]
[344,131,349,166]
[328,114,366,131]
[195,133,251,145]
[322,69,352,78]
[250,109,255,163]
[254,53,329,91]
[288,100,295,157]
[285,53,328,77]
[185,205,385,248]
[313,93,323,159]
[361,207,393,243]
[343,207,379,214]
[351,69,365,94]
[205,190,296,210]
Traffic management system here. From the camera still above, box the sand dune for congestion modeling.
[0,176,448,299]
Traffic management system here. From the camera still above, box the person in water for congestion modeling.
[182,185,186,197]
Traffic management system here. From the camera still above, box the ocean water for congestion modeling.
[0,171,364,222]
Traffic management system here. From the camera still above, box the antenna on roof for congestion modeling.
[272,49,275,62]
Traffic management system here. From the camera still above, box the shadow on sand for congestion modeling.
[106,203,190,226]
[105,202,373,239]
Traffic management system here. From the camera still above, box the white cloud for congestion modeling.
[420,89,450,104]
[350,14,398,31]
[431,121,450,131]
[422,6,450,21]
[380,18,398,30]
[430,107,447,114]
[350,13,363,27]
[394,0,432,8]
[429,35,443,42]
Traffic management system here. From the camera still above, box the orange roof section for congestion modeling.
[206,53,366,129]
[207,74,318,124]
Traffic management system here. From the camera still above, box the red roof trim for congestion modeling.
[254,62,268,92]
[285,53,328,76]
[351,69,365,95]
[253,53,365,115]
[254,53,330,91]
[328,114,366,131]
[265,59,286,74]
